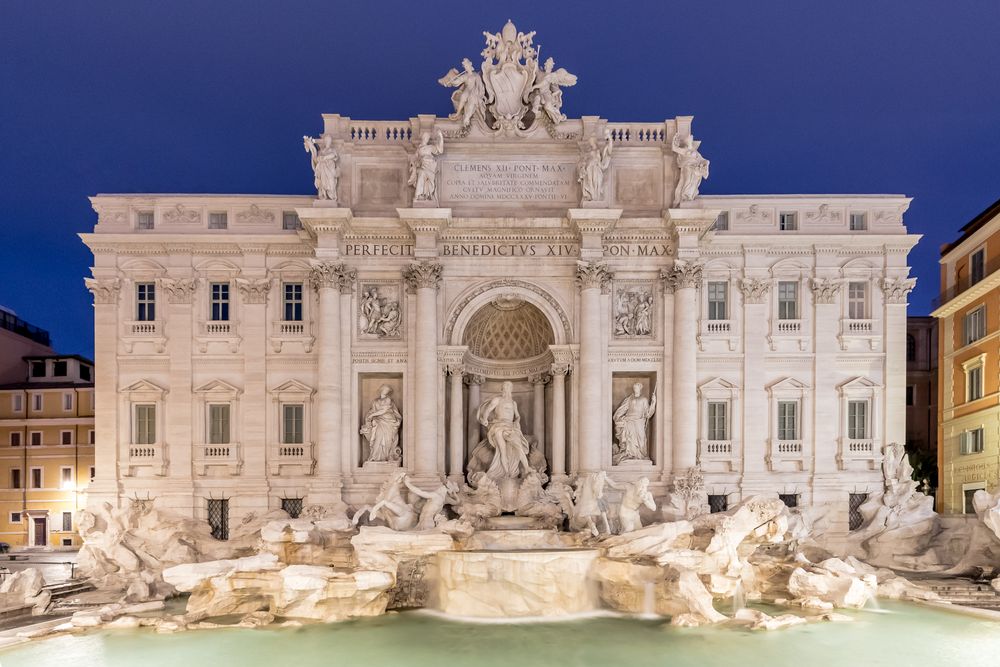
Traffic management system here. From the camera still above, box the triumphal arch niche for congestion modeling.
[300,20,712,508]
[87,20,916,524]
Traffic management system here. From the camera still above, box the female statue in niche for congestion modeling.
[360,385,402,462]
[612,382,657,464]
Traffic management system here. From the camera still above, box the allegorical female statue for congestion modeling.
[408,131,445,202]
[671,132,710,203]
[577,132,613,202]
[612,382,657,464]
[303,134,340,203]
[360,385,402,462]
[438,58,487,129]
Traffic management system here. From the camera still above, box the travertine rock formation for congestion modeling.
[0,568,51,615]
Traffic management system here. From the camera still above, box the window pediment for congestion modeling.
[766,377,809,397]
[122,379,167,398]
[698,377,740,399]
[194,379,242,398]
[269,379,315,401]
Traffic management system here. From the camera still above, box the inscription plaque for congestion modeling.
[439,160,578,205]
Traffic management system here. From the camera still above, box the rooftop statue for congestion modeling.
[439,21,576,134]
[303,134,340,203]
[408,131,445,203]
[672,132,710,203]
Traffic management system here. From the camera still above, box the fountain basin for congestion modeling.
[434,548,600,618]
[461,529,583,551]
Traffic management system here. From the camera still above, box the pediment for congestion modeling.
[698,377,739,397]
[193,379,242,396]
[766,377,809,395]
[122,379,167,395]
[269,379,314,396]
[838,376,881,390]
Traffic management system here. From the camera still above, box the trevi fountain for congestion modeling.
[6,20,1000,667]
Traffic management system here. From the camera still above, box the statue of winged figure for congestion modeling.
[527,57,577,124]
[438,58,487,129]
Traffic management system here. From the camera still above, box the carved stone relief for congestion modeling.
[613,282,654,338]
[358,282,403,339]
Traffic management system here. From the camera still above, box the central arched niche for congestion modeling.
[462,296,554,360]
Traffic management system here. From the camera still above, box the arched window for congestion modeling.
[906,334,916,362]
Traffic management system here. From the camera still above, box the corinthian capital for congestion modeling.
[575,261,614,293]
[85,277,121,305]
[160,277,198,304]
[402,260,443,291]
[738,278,771,304]
[880,277,916,305]
[337,266,357,294]
[661,261,702,293]
[809,278,843,305]
[235,277,272,304]
[309,260,351,291]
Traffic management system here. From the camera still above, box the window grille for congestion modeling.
[849,493,868,531]
[708,494,728,513]
[779,493,799,508]
[207,499,229,540]
[281,498,304,519]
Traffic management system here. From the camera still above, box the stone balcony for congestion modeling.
[122,320,166,353]
[194,443,242,476]
[766,439,806,472]
[837,438,880,470]
[698,439,738,472]
[269,320,314,353]
[767,319,809,351]
[267,442,315,476]
[196,320,240,353]
[122,442,166,477]
[837,319,881,351]
[698,319,738,351]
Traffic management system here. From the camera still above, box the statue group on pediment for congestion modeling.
[438,21,576,134]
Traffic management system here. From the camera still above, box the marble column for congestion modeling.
[665,261,702,471]
[309,260,350,503]
[576,261,614,472]
[549,362,569,480]
[529,373,549,454]
[403,260,443,475]
[447,364,465,481]
[84,277,122,507]
[465,374,484,449]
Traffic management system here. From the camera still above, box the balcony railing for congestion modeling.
[932,256,1000,309]
[202,321,233,335]
[194,442,241,475]
[774,320,802,334]
[274,321,306,335]
[123,442,166,476]
[605,123,667,144]
[774,440,803,455]
[702,320,733,335]
[126,320,160,335]
[700,440,733,456]
[268,442,314,475]
[842,319,874,334]
[845,439,874,455]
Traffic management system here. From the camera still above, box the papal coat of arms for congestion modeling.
[438,21,577,134]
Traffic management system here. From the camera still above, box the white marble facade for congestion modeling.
[83,22,919,540]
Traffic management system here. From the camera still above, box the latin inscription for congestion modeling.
[345,244,414,257]
[440,160,578,204]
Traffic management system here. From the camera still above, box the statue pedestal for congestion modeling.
[613,459,655,470]
[482,515,544,531]
[361,460,402,472]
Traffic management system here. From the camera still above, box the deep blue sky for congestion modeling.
[3,1,999,357]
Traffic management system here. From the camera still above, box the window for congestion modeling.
[136,282,156,321]
[208,212,228,230]
[779,493,799,508]
[282,404,304,444]
[779,212,798,231]
[964,306,986,345]
[906,385,915,406]
[967,364,984,402]
[282,211,302,230]
[960,427,985,455]
[283,283,303,321]
[62,512,73,532]
[137,211,155,230]
[88,429,95,445]
[707,282,728,320]
[707,401,728,441]
[29,431,41,446]
[712,211,729,231]
[207,498,230,540]
[906,334,916,362]
[777,401,798,440]
[62,538,72,547]
[30,468,42,489]
[708,495,728,513]
[281,498,304,519]
[9,512,20,523]
[10,469,21,490]
[30,361,46,378]
[52,360,67,377]
[9,432,20,447]
[965,487,984,514]
[208,404,231,444]
[849,493,868,531]
[777,281,798,320]
[80,365,92,381]
[63,392,73,411]
[31,393,42,411]
[210,283,230,321]
[134,404,156,444]
[60,430,73,445]
[849,213,867,231]
[60,467,73,489]
[847,282,868,319]
[971,248,986,285]
[847,400,868,439]
[11,394,22,412]
[89,466,96,482]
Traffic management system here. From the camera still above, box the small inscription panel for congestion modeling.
[440,160,578,205]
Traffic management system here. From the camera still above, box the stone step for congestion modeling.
[43,580,95,599]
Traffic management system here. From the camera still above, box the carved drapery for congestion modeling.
[809,278,843,305]
[402,260,443,291]
[880,277,916,304]
[575,261,613,293]
[738,278,771,304]
[85,278,121,305]
[662,262,702,293]
[235,277,272,304]
[160,277,198,304]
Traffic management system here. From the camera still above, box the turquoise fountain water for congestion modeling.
[5,602,999,667]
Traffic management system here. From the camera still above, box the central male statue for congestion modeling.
[474,381,531,481]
